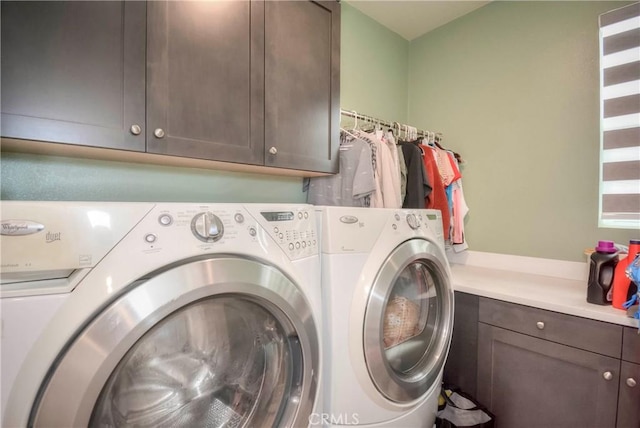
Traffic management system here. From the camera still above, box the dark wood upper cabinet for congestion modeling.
[146,1,265,166]
[264,0,340,173]
[1,1,340,174]
[1,1,146,151]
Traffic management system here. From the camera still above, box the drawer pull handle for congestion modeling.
[627,378,637,388]
[536,321,545,330]
[269,147,278,155]
[154,128,165,139]
[130,124,142,135]
[603,371,613,381]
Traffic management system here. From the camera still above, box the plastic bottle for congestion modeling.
[612,239,640,309]
[587,240,618,305]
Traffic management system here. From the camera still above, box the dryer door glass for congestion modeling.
[383,261,437,374]
[91,296,298,428]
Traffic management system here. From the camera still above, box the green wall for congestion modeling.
[0,153,305,203]
[340,2,409,122]
[408,1,637,262]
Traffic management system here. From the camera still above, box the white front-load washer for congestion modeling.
[1,202,322,427]
[316,206,454,428]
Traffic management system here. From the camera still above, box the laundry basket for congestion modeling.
[383,295,424,348]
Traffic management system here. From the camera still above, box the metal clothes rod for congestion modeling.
[340,109,442,141]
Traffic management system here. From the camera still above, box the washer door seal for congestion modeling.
[30,256,319,427]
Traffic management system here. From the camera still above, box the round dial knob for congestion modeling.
[191,212,224,243]
[406,213,420,230]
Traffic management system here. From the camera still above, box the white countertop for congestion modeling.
[447,251,637,328]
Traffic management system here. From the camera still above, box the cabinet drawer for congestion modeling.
[622,327,640,364]
[478,297,622,358]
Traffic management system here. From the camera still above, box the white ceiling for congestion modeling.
[346,1,491,41]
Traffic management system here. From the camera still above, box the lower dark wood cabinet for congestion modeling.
[445,292,640,428]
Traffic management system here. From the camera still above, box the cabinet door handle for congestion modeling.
[154,128,165,139]
[603,371,613,381]
[269,147,277,155]
[536,321,545,330]
[130,124,142,135]
[627,378,637,388]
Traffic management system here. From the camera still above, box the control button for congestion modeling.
[394,213,400,221]
[289,243,295,250]
[191,212,224,243]
[302,241,306,248]
[234,213,245,223]
[274,227,279,234]
[249,227,257,237]
[298,212,303,219]
[308,240,312,247]
[295,242,301,249]
[158,214,173,226]
[304,212,309,219]
[406,213,420,230]
[144,233,157,244]
[279,233,284,239]
[392,224,397,230]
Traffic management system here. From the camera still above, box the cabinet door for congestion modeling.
[617,361,640,428]
[264,1,340,173]
[622,326,640,364]
[477,323,619,428]
[146,1,264,165]
[1,1,146,151]
[444,292,479,397]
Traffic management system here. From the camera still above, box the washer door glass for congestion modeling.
[91,296,296,428]
[364,239,453,403]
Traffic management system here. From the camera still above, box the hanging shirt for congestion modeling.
[399,142,431,209]
[434,147,456,187]
[306,134,376,207]
[448,151,469,252]
[397,145,408,203]
[354,131,384,208]
[380,134,402,208]
[355,130,401,208]
[421,144,451,241]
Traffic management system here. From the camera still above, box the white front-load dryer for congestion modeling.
[1,202,322,427]
[316,206,454,428]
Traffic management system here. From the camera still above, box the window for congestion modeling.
[598,2,640,229]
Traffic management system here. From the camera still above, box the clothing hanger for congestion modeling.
[340,127,358,140]
[351,110,359,131]
[362,115,376,133]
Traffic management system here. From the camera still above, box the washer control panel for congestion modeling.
[248,206,317,260]
[137,204,318,261]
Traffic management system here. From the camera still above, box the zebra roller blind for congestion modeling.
[599,2,640,228]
